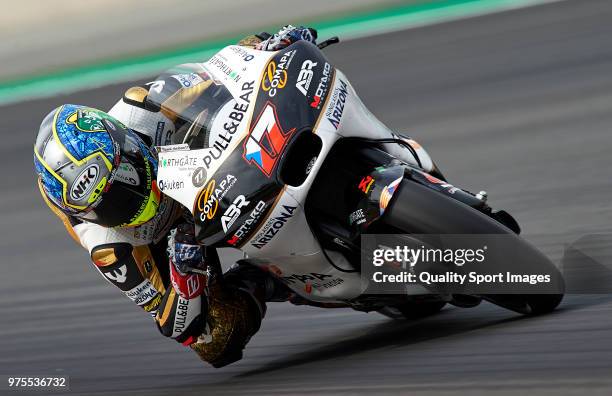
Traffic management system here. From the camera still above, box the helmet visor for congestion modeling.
[78,129,160,227]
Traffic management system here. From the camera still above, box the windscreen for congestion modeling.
[145,63,234,150]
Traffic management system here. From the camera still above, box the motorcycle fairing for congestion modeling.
[194,43,338,246]
[158,41,425,302]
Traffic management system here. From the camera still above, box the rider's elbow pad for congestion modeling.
[90,243,166,315]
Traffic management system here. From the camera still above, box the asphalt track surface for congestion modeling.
[2,0,612,395]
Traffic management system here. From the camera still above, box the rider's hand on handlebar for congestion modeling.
[167,222,207,275]
[256,25,317,51]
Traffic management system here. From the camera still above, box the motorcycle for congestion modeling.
[154,37,564,319]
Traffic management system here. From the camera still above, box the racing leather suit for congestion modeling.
[39,32,295,368]
[40,26,441,368]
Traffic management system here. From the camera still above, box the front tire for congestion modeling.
[381,179,564,315]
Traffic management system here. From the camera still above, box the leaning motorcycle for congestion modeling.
[154,37,564,319]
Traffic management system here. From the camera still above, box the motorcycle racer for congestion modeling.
[33,25,438,367]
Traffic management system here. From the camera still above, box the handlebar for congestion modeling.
[317,36,340,49]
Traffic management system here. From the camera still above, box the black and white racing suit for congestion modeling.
[39,34,291,368]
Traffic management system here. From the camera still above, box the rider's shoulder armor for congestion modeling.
[108,84,176,147]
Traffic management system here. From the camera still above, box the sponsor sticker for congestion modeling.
[143,293,162,313]
[173,297,190,334]
[202,81,254,170]
[227,200,267,246]
[160,155,198,170]
[154,121,174,146]
[115,162,140,186]
[349,209,366,226]
[326,79,349,129]
[70,164,99,201]
[281,272,345,291]
[296,60,317,96]
[250,205,297,249]
[172,73,205,88]
[158,179,185,191]
[358,175,375,194]
[221,195,250,233]
[156,144,189,153]
[261,50,296,97]
[230,46,255,62]
[243,103,296,177]
[195,174,237,222]
[125,279,159,305]
[207,54,242,83]
[379,176,402,215]
[192,167,207,188]
[311,63,332,109]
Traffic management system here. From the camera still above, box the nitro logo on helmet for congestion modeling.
[250,205,297,249]
[311,62,331,109]
[70,164,99,201]
[261,50,295,97]
[326,79,349,129]
[243,103,296,177]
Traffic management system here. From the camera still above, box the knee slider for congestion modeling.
[156,288,207,345]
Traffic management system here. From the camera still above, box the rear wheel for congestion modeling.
[381,179,564,315]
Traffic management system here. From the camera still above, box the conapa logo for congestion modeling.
[194,174,237,222]
[260,50,294,97]
[195,179,218,221]
[261,61,287,97]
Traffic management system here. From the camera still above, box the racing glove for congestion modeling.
[157,223,265,367]
[256,25,317,51]
[155,223,207,346]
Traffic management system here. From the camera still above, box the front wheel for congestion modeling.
[380,179,564,315]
